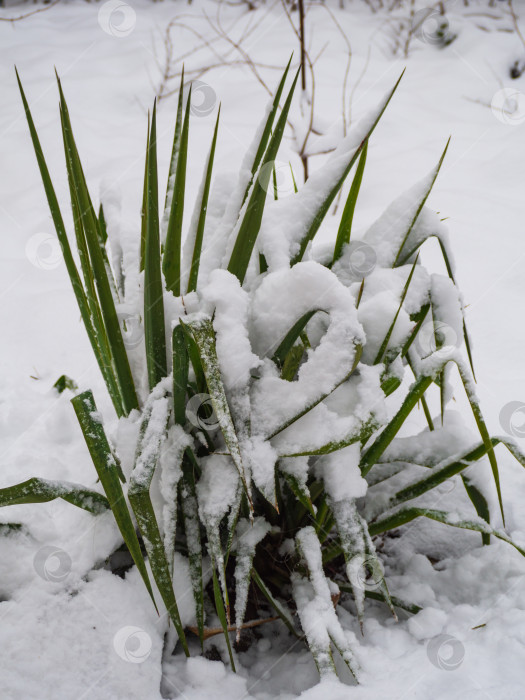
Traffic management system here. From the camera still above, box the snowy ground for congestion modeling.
[2,0,525,698]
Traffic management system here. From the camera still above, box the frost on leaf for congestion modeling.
[250,262,364,438]
[234,517,270,640]
[294,527,359,680]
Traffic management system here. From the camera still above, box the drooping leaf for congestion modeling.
[128,387,189,655]
[71,390,156,606]
[0,477,108,514]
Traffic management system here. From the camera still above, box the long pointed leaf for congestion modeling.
[144,101,168,389]
[293,71,405,264]
[187,105,220,293]
[332,140,367,264]
[163,87,191,295]
[128,389,189,655]
[71,390,156,606]
[227,68,301,284]
[0,477,109,514]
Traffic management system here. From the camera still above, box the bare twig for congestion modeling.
[0,0,61,23]
[187,615,279,640]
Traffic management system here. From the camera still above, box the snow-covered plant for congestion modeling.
[7,63,525,681]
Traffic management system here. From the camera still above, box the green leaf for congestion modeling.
[0,477,109,514]
[332,140,367,264]
[163,87,191,296]
[57,77,138,415]
[251,568,300,637]
[268,344,363,440]
[71,390,156,606]
[163,68,185,224]
[144,101,168,389]
[16,71,124,417]
[227,68,301,284]
[392,139,449,267]
[387,439,497,510]
[181,317,251,501]
[369,506,525,558]
[140,113,150,273]
[172,324,189,426]
[128,389,189,655]
[53,375,78,394]
[272,309,321,370]
[281,471,315,518]
[292,71,405,264]
[212,564,236,671]
[180,451,204,647]
[240,55,294,208]
[339,585,422,615]
[373,255,419,365]
[187,106,220,293]
[360,375,433,476]
[461,476,491,546]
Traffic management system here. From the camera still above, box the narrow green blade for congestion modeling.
[332,140,368,264]
[180,451,204,647]
[227,68,301,284]
[360,375,433,476]
[128,390,189,655]
[57,77,138,415]
[163,87,191,296]
[373,255,419,365]
[240,55,294,208]
[172,324,189,426]
[272,309,320,370]
[0,477,109,514]
[251,568,299,637]
[369,506,525,558]
[144,101,168,389]
[16,71,123,414]
[140,113,150,272]
[71,390,156,606]
[181,317,250,501]
[392,139,449,267]
[187,105,220,293]
[163,68,185,224]
[212,565,236,671]
[293,71,404,264]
